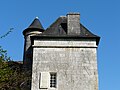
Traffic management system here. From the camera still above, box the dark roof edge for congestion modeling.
[23,28,45,35]
[31,35,100,46]
[80,23,100,38]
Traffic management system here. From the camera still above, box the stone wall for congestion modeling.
[31,39,98,90]
[23,31,42,68]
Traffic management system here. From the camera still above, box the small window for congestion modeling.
[50,73,57,88]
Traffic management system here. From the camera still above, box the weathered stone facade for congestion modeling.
[23,12,100,90]
[31,39,98,90]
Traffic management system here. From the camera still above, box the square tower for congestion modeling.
[25,13,100,90]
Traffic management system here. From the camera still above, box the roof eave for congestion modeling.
[23,28,45,36]
[31,35,100,46]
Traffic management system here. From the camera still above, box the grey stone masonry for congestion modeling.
[23,31,42,68]
[31,39,98,90]
[67,13,80,35]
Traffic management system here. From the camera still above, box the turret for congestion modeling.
[23,17,44,69]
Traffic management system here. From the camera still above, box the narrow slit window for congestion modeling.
[50,73,57,88]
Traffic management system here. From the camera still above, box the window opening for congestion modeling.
[50,73,57,88]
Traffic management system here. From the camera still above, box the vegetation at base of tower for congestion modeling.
[0,31,31,90]
[0,46,31,90]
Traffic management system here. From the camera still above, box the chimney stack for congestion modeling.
[67,12,80,35]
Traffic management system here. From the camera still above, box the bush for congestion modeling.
[0,47,31,90]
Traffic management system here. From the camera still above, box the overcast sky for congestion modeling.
[0,0,120,90]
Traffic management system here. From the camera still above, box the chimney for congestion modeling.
[67,12,80,35]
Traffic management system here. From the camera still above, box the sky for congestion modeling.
[0,0,120,90]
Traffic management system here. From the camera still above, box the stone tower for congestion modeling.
[23,17,44,69]
[23,12,100,90]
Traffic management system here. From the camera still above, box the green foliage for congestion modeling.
[0,30,31,90]
[0,46,31,90]
[0,46,10,61]
[0,46,11,82]
[0,61,31,90]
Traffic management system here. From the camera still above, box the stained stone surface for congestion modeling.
[31,39,98,90]
[67,13,81,35]
[23,31,42,68]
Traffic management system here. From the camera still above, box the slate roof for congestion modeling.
[42,16,99,38]
[23,15,100,45]
[23,17,44,35]
[31,16,100,45]
[43,16,67,35]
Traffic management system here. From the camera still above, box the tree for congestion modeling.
[0,46,13,89]
[0,28,14,39]
[0,29,13,89]
[0,29,31,90]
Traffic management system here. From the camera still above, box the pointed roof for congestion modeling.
[31,16,100,45]
[28,17,44,29]
[23,17,44,35]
